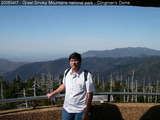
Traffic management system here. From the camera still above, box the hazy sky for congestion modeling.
[0,6,160,61]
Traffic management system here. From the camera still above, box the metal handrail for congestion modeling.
[94,92,160,95]
[0,94,64,104]
[1,92,160,104]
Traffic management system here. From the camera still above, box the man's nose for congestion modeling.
[73,62,77,64]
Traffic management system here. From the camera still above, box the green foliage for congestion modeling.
[0,103,17,110]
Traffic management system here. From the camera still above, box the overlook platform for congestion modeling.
[1,103,160,120]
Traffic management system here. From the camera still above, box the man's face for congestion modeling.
[69,58,81,70]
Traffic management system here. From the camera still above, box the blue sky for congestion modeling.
[0,6,160,61]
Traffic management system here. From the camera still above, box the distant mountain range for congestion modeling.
[82,47,160,58]
[2,47,160,85]
[3,56,160,85]
[0,58,27,74]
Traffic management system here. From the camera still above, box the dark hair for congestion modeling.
[69,52,81,62]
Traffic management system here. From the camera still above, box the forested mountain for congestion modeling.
[4,56,160,85]
[82,47,160,58]
[4,58,68,81]
[0,59,27,74]
[1,47,160,103]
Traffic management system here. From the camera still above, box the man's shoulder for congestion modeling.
[64,68,92,77]
[64,68,71,72]
[64,68,71,76]
[83,69,92,75]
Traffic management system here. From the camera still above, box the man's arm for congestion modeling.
[83,92,93,120]
[85,92,93,112]
[47,84,65,99]
[84,72,95,120]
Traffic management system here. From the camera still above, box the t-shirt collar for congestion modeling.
[70,68,82,77]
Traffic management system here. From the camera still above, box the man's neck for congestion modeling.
[71,68,79,73]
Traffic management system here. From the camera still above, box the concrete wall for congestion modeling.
[1,103,160,120]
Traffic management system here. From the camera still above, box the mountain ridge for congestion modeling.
[0,58,27,74]
[82,47,160,58]
[2,47,160,85]
[4,56,160,85]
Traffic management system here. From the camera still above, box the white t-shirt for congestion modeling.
[62,68,95,113]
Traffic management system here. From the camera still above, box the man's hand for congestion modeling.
[83,108,91,120]
[46,84,65,99]
[47,93,53,99]
[83,112,89,120]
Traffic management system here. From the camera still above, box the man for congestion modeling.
[47,52,95,120]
